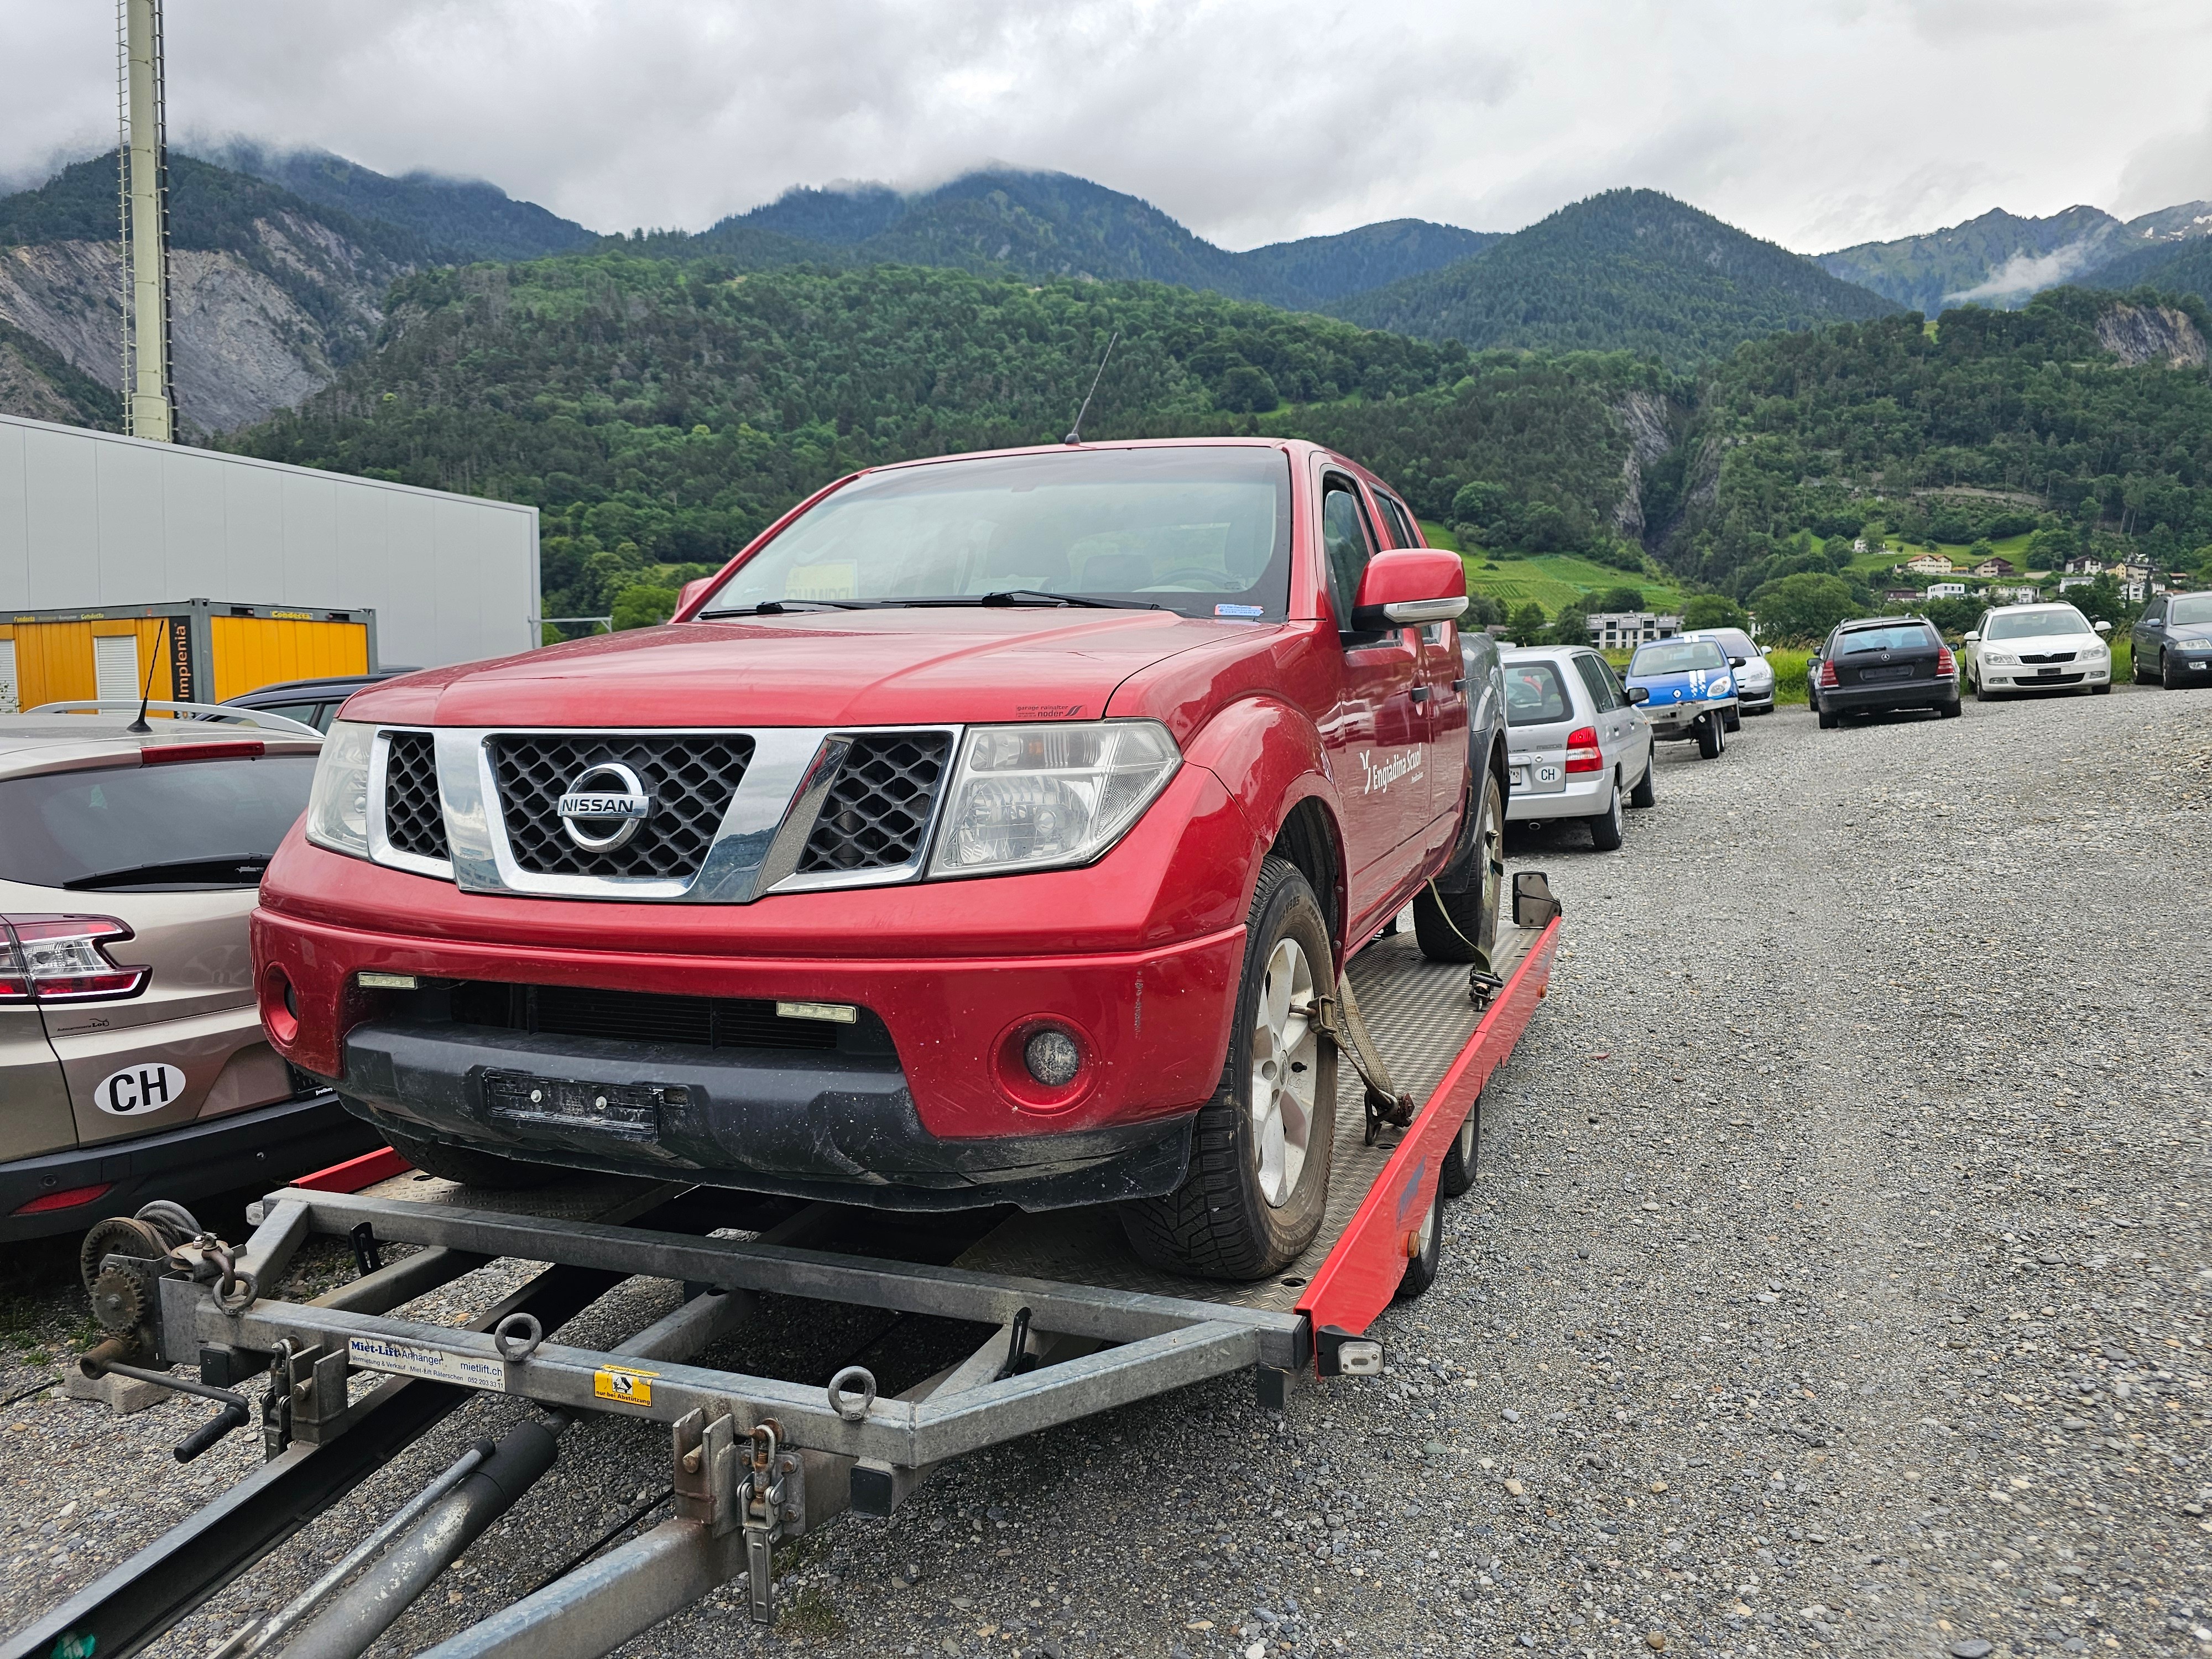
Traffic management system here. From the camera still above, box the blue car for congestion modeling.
[1624,637,1738,759]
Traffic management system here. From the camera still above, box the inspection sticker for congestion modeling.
[347,1335,509,1391]
[593,1365,656,1406]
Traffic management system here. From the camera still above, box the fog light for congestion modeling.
[1023,1027,1082,1088]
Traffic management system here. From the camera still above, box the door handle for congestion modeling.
[1410,686,1432,704]
[1452,678,1468,692]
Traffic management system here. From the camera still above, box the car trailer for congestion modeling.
[6,881,1562,1659]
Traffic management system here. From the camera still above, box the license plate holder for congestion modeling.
[483,1070,668,1138]
[2036,666,2062,678]
[1860,665,1913,682]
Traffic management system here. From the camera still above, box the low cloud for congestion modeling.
[1943,238,2111,304]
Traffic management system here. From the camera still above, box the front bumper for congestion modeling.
[331,1022,1193,1212]
[1976,662,2110,691]
[1822,678,1960,712]
[1644,699,1731,739]
[0,1092,373,1243]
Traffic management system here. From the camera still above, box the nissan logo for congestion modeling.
[556,761,651,851]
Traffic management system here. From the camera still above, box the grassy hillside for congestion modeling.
[1329,189,1900,365]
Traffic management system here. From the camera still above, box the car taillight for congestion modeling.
[1936,647,1956,677]
[1564,726,1603,774]
[1817,660,1839,688]
[0,915,151,1004]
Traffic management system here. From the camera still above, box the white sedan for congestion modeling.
[1961,602,2114,700]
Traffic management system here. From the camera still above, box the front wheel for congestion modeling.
[2163,652,2185,690]
[1413,769,1503,964]
[1120,856,1337,1280]
[2091,682,2110,695]
[1695,713,1724,758]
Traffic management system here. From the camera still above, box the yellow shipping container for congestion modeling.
[0,601,374,716]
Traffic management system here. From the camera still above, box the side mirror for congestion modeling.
[1963,631,1980,643]
[1760,648,1771,658]
[1512,870,1562,928]
[1350,549,1468,632]
[676,576,717,618]
[2094,619,2113,635]
[1728,656,1746,668]
[1626,685,1650,705]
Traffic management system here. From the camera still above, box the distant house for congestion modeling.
[2120,577,2149,602]
[2063,556,2103,575]
[1882,587,1919,603]
[1587,612,1681,649]
[1851,538,1869,554]
[1991,585,2040,604]
[1926,581,1968,599]
[2057,574,2096,593]
[1903,553,1954,576]
[1971,557,2014,577]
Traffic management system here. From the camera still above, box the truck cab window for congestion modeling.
[1322,479,1376,630]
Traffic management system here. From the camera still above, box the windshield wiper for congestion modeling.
[881,591,1161,611]
[65,855,270,891]
[699,599,864,618]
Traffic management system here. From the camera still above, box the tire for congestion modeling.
[1413,769,1503,964]
[1587,776,1624,850]
[378,1125,555,1190]
[1723,708,1741,733]
[1695,713,1724,758]
[1627,752,1656,808]
[2134,650,2155,686]
[1438,1094,1480,1198]
[1120,856,1338,1280]
[1938,697,1961,719]
[1974,673,1999,702]
[2163,651,2185,691]
[1817,706,1840,728]
[1393,1185,1446,1302]
[2092,682,2110,695]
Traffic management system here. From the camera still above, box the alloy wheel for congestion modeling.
[1250,937,1319,1208]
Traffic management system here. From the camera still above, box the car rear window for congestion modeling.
[1505,662,1574,725]
[1629,640,1726,675]
[0,757,316,890]
[1833,624,1936,654]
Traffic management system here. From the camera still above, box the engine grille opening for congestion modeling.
[384,732,449,861]
[447,981,839,1051]
[490,734,755,880]
[797,732,951,874]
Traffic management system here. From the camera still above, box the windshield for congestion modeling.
[2169,593,2212,626]
[0,757,316,889]
[1834,624,1936,655]
[1629,640,1726,676]
[1504,662,1574,726]
[698,447,1294,622]
[1985,606,2092,641]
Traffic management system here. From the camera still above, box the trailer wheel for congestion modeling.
[1412,770,1503,964]
[1438,1095,1479,1198]
[378,1126,554,1190]
[1120,856,1337,1280]
[1394,1186,1446,1302]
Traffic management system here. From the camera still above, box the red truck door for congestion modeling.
[1317,473,1431,929]
[1369,486,1468,852]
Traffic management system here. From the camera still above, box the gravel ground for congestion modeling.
[2,684,2208,1659]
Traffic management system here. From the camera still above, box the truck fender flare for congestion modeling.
[1182,697,1350,945]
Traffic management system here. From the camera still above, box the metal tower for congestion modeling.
[117,0,175,440]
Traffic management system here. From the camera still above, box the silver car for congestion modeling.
[0,702,372,1239]
[1680,627,1775,720]
[1500,646,1656,850]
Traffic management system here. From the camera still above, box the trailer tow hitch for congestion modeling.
[1301,974,1415,1145]
[673,1410,805,1625]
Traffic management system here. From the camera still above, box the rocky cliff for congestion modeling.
[2093,299,2209,369]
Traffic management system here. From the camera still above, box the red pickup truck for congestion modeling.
[254,440,1510,1280]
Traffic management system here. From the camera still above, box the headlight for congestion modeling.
[1983,651,2018,666]
[928,721,1180,878]
[304,719,374,858]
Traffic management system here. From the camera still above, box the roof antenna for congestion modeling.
[126,620,168,733]
[1062,330,1119,445]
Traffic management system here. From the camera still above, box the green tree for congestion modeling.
[1550,606,1592,647]
[1592,584,1646,613]
[1681,593,1749,630]
[1463,592,1504,629]
[611,583,679,631]
[1215,362,1281,413]
[1966,539,1996,566]
[1506,602,1549,645]
[1748,571,1856,642]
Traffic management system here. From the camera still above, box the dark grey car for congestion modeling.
[2130,592,2212,690]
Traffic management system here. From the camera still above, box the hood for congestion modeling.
[1628,667,1733,705]
[343,609,1253,729]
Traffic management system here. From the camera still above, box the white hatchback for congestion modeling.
[1960,602,2114,699]
[1499,646,1656,851]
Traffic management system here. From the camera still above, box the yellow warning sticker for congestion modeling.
[593,1365,656,1406]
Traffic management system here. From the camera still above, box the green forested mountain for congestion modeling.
[1666,288,2212,597]
[1327,189,1899,364]
[695,170,1495,309]
[1819,206,2125,314]
[2085,236,2212,304]
[196,142,598,262]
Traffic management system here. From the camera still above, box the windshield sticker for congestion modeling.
[92,1062,188,1116]
[1214,603,1265,618]
[785,562,857,601]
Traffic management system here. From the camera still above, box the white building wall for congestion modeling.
[0,413,539,671]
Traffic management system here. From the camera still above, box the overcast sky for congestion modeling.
[5,0,2209,254]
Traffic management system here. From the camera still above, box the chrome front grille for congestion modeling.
[797,733,952,874]
[383,732,448,860]
[489,734,755,879]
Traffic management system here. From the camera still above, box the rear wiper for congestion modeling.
[65,855,270,890]
[698,599,865,617]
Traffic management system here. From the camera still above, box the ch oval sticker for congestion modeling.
[93,1063,189,1117]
